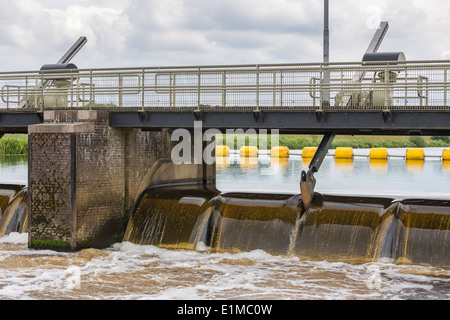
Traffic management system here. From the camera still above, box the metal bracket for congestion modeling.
[315,110,327,122]
[382,110,394,123]
[252,110,264,123]
[300,132,335,211]
[138,111,149,122]
[194,110,203,121]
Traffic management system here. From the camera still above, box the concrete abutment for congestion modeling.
[27,110,215,251]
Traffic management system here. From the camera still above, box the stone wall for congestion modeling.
[28,110,216,251]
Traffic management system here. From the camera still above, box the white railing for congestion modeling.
[1,60,450,111]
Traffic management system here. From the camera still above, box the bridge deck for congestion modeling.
[1,60,450,134]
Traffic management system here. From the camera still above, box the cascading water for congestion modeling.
[1,181,449,266]
[124,185,450,266]
[0,184,28,236]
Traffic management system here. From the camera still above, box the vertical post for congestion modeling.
[445,67,447,108]
[119,74,123,108]
[89,70,93,110]
[141,68,145,111]
[256,65,260,111]
[323,0,330,107]
[222,71,227,107]
[169,73,173,108]
[197,67,201,110]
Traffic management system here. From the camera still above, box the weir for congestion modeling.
[123,185,450,266]
[0,22,449,267]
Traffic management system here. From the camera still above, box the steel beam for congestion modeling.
[0,112,43,133]
[108,110,450,136]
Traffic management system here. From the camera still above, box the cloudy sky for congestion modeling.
[1,0,450,71]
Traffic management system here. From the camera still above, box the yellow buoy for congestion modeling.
[240,146,258,157]
[270,146,289,158]
[302,147,318,159]
[369,148,388,160]
[442,149,450,161]
[335,147,353,159]
[216,145,230,157]
[406,148,424,160]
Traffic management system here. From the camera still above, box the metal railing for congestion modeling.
[1,60,450,111]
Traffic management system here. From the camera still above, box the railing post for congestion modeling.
[445,67,448,108]
[119,73,123,108]
[169,73,173,108]
[404,66,408,108]
[39,73,44,111]
[384,66,389,110]
[256,65,260,111]
[76,75,80,109]
[197,67,201,110]
[141,68,145,111]
[280,70,283,107]
[24,76,28,109]
[273,71,276,107]
[89,70,93,110]
[319,65,323,107]
[222,71,227,107]
[172,74,176,108]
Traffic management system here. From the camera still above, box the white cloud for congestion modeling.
[0,0,449,71]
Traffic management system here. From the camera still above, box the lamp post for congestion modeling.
[323,0,330,107]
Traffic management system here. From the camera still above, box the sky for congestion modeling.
[1,0,450,71]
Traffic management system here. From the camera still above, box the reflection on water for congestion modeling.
[0,155,27,185]
[217,151,450,198]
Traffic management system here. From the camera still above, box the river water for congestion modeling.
[0,149,449,300]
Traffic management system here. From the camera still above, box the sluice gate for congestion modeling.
[124,184,450,266]
[2,182,449,266]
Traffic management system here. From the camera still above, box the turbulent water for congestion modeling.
[0,150,449,300]
[0,232,449,300]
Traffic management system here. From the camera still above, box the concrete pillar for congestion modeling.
[28,110,215,251]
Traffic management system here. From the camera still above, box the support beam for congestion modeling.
[300,132,335,211]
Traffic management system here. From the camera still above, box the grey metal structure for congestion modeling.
[300,21,390,210]
[16,37,86,109]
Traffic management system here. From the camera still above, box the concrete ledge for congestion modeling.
[28,122,95,134]
[43,110,100,122]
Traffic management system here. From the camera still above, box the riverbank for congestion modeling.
[1,134,449,155]
[218,134,450,150]
[0,134,28,155]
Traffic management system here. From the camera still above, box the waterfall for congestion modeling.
[0,185,28,236]
[124,186,450,266]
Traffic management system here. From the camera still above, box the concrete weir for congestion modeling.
[124,188,450,266]
[27,110,215,251]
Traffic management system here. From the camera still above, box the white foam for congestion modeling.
[0,232,28,245]
[0,235,448,300]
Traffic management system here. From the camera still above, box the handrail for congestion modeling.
[1,60,450,111]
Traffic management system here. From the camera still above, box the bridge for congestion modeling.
[1,23,450,251]
[2,59,450,136]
